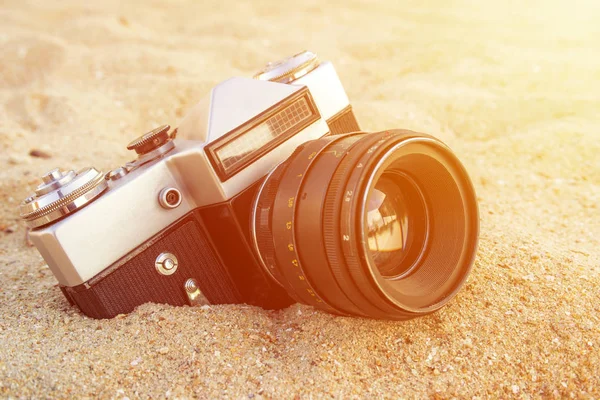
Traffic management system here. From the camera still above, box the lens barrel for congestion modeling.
[252,130,479,319]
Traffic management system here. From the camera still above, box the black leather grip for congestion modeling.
[60,212,242,319]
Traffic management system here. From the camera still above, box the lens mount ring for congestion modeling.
[252,159,307,306]
[251,160,291,288]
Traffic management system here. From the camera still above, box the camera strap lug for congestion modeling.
[184,278,210,306]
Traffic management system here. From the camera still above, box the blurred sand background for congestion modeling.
[1,0,599,398]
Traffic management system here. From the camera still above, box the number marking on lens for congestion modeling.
[268,137,342,314]
[357,163,363,169]
[345,190,353,202]
[367,140,385,154]
[343,234,350,241]
[323,150,341,157]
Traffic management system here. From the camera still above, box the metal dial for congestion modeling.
[127,125,171,155]
[20,168,108,229]
[253,51,320,84]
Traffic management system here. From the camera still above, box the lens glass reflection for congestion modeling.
[366,172,427,278]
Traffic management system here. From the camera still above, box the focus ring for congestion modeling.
[321,132,408,317]
[283,134,367,314]
[337,131,456,317]
[293,133,388,317]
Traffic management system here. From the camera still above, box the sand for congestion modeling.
[1,0,599,398]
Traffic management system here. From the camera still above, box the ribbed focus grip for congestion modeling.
[60,212,242,319]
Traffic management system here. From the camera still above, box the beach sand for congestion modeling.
[1,0,599,398]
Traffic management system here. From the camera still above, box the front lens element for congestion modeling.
[366,172,427,278]
[252,130,479,320]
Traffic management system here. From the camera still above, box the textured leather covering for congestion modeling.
[61,213,241,319]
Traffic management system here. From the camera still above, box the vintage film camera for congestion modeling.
[20,51,478,319]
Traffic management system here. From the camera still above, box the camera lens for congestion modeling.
[252,130,478,319]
